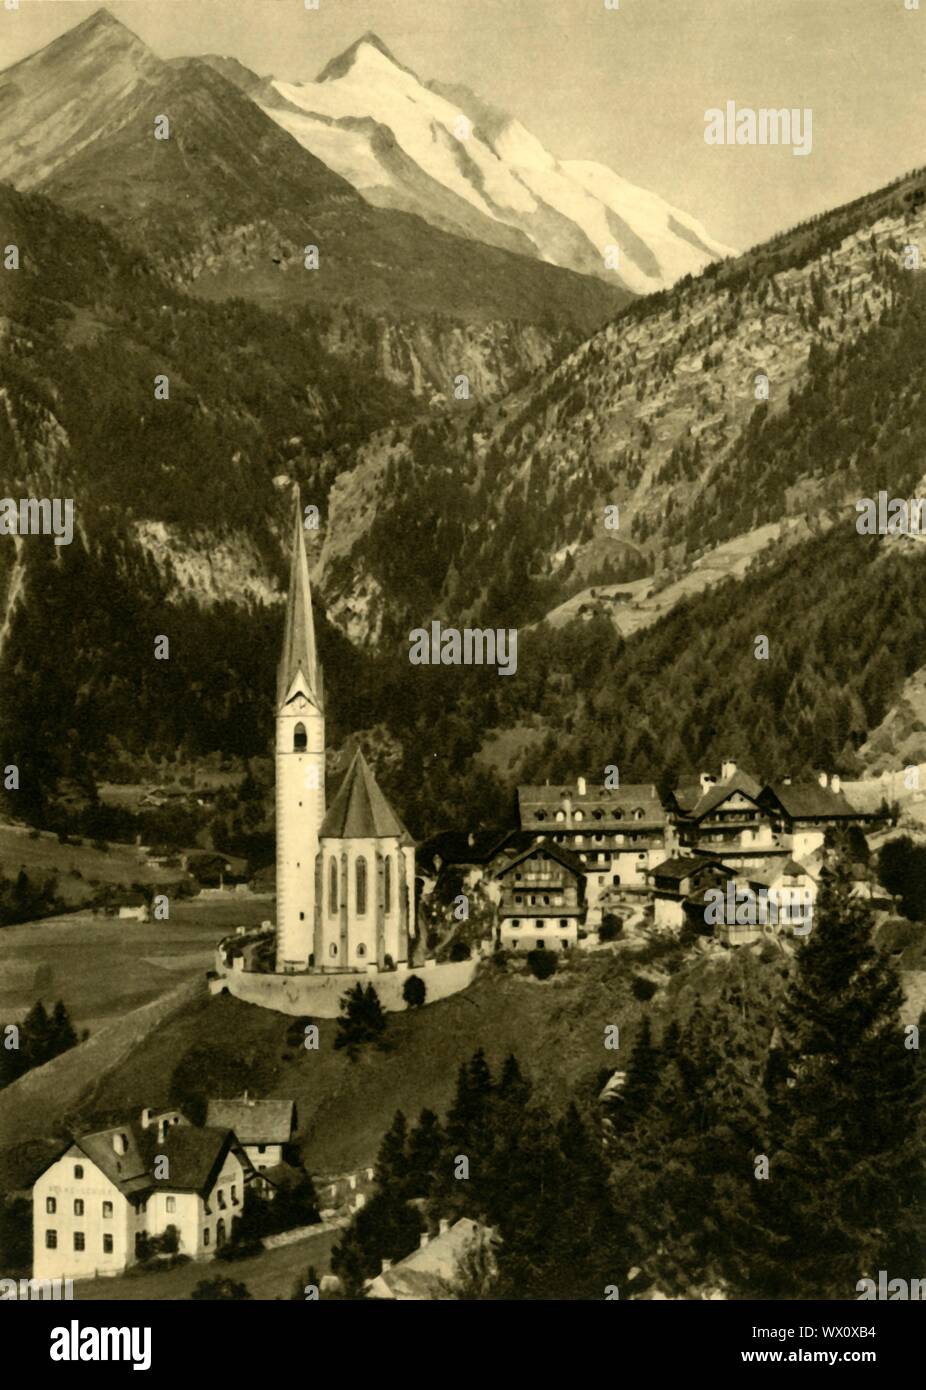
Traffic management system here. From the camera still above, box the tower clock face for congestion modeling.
[290,695,310,713]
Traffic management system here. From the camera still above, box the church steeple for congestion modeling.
[277,486,322,709]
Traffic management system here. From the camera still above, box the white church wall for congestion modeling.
[211,956,478,1017]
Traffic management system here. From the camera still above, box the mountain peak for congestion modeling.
[73,7,133,37]
[316,31,404,83]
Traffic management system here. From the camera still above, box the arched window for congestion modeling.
[384,856,392,914]
[293,722,307,752]
[329,943,338,958]
[356,857,368,914]
[329,858,338,914]
[357,943,366,958]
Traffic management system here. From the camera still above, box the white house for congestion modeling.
[32,1109,252,1283]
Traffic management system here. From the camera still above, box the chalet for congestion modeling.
[648,854,729,929]
[517,777,670,921]
[675,763,775,854]
[759,773,879,859]
[206,1096,296,1174]
[32,1109,253,1282]
[494,839,586,952]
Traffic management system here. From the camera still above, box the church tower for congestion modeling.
[275,489,325,971]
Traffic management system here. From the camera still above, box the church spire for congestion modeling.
[277,486,321,708]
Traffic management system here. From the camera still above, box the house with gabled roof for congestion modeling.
[366,1217,496,1300]
[206,1095,295,1173]
[32,1109,253,1283]
[674,761,777,854]
[759,772,880,859]
[648,854,730,929]
[493,838,587,953]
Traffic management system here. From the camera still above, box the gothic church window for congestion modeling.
[384,856,392,913]
[356,857,368,914]
[293,722,307,752]
[329,859,338,913]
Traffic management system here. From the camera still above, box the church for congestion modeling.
[274,490,417,975]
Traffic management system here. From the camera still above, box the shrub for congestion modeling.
[448,940,471,961]
[631,975,658,1002]
[526,948,557,980]
[190,1277,252,1300]
[599,914,623,942]
[402,974,426,1008]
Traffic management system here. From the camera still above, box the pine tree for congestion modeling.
[614,1016,660,1131]
[405,1109,444,1200]
[374,1111,409,1196]
[745,860,923,1298]
[49,1000,78,1058]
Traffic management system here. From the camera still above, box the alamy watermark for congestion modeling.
[704,103,812,157]
[0,498,74,545]
[409,622,518,676]
[703,883,813,935]
[0,1276,73,1299]
[855,492,926,537]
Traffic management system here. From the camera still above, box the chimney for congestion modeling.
[140,1107,154,1129]
[782,775,792,786]
[467,832,475,848]
[112,1132,128,1156]
[562,795,572,824]
[817,771,828,789]
[439,1217,450,1236]
[720,759,736,781]
[831,774,842,795]
[419,1231,430,1249]
[381,1258,392,1274]
[577,776,587,797]
[699,772,716,794]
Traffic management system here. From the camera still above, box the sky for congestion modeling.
[1,0,924,250]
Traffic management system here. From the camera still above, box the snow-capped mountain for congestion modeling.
[252,32,735,295]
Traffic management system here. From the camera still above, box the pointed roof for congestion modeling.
[277,487,321,708]
[320,748,412,842]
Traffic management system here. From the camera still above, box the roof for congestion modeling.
[417,827,516,873]
[141,1125,239,1195]
[259,1160,305,1191]
[320,748,412,842]
[762,781,864,819]
[494,838,587,880]
[277,486,322,709]
[688,769,764,820]
[368,1219,495,1300]
[74,1126,154,1200]
[206,1098,295,1146]
[517,782,667,828]
[649,854,723,881]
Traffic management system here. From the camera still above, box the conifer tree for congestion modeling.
[744,860,923,1299]
[374,1111,409,1195]
[405,1109,444,1201]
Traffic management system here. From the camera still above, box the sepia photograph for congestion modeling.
[0,0,923,1364]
